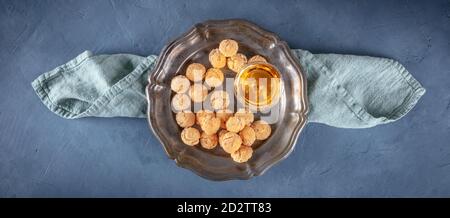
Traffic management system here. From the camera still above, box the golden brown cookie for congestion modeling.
[210,90,230,110]
[175,111,195,128]
[208,48,227,68]
[219,132,242,153]
[219,39,239,57]
[251,120,272,140]
[239,126,256,146]
[200,117,221,135]
[171,93,191,111]
[235,109,254,126]
[227,53,247,73]
[170,75,191,93]
[181,127,200,146]
[216,109,233,129]
[188,84,208,103]
[248,55,267,63]
[196,109,215,125]
[186,63,206,82]
[200,132,218,149]
[226,116,245,133]
[231,146,253,163]
[204,68,224,88]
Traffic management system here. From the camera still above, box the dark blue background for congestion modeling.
[1,0,449,197]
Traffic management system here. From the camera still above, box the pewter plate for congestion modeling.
[146,19,308,181]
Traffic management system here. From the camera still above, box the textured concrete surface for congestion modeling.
[0,0,449,197]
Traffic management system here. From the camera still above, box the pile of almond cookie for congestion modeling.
[170,39,271,163]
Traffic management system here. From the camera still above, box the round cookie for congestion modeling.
[239,126,256,146]
[175,111,195,128]
[210,90,230,110]
[226,116,245,133]
[200,132,218,149]
[219,132,242,154]
[171,93,191,111]
[181,127,200,146]
[196,109,215,125]
[227,53,247,73]
[231,146,253,163]
[170,75,190,93]
[188,84,208,103]
[248,55,267,63]
[200,117,221,135]
[251,120,272,140]
[219,39,238,57]
[186,63,206,82]
[235,109,254,126]
[205,68,224,88]
[209,49,227,68]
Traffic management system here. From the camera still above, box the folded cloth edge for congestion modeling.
[300,49,426,127]
[31,51,94,119]
[31,50,157,119]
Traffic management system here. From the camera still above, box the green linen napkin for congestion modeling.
[31,49,425,128]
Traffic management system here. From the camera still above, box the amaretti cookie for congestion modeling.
[227,53,247,73]
[200,117,221,135]
[171,93,191,111]
[209,48,227,68]
[225,116,245,133]
[251,120,272,140]
[200,132,218,149]
[204,68,224,88]
[248,55,267,63]
[219,39,238,57]
[170,75,191,93]
[186,63,206,82]
[175,111,195,128]
[219,132,242,153]
[181,127,201,146]
[210,90,230,110]
[239,125,256,146]
[196,109,215,125]
[235,109,254,126]
[231,146,253,163]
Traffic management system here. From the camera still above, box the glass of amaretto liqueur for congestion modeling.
[234,62,282,111]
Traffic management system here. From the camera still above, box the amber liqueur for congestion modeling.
[235,62,281,108]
